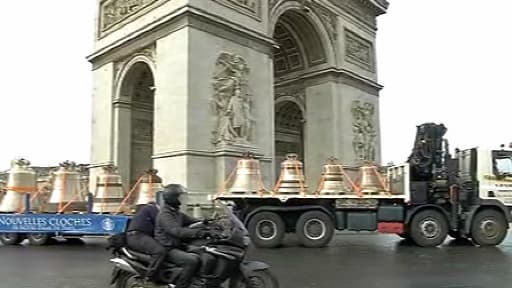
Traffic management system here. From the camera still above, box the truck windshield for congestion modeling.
[495,157,512,176]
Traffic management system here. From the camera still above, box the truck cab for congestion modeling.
[459,147,512,206]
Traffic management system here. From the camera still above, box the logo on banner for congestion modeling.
[101,218,115,231]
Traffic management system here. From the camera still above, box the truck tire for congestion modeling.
[470,209,507,246]
[409,209,448,247]
[27,233,50,246]
[295,211,334,248]
[0,233,25,245]
[247,212,285,248]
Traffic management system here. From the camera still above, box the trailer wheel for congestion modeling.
[247,212,285,248]
[27,233,50,246]
[471,209,507,246]
[0,233,25,245]
[295,211,334,248]
[410,209,448,247]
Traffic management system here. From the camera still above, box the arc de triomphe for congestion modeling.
[87,0,389,206]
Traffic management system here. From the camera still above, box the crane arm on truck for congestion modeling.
[407,122,449,181]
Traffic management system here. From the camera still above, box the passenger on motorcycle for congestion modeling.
[155,184,220,288]
[125,200,166,282]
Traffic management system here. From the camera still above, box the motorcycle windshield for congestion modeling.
[211,200,249,238]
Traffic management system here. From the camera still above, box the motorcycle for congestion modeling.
[108,200,279,288]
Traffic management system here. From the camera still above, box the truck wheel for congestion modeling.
[410,209,448,247]
[247,212,285,248]
[471,209,507,246]
[295,211,334,248]
[0,233,25,245]
[27,233,50,246]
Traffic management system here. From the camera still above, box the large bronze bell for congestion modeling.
[228,152,264,194]
[0,181,5,204]
[275,153,308,195]
[133,169,163,205]
[0,158,37,212]
[317,157,351,195]
[93,165,126,213]
[47,161,87,212]
[356,162,388,195]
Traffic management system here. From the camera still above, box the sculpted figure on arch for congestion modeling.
[211,52,254,145]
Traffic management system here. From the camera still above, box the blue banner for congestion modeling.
[0,214,130,234]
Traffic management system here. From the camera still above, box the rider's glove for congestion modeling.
[196,230,208,239]
[208,231,225,240]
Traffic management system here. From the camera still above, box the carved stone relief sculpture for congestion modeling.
[212,0,261,20]
[100,0,157,32]
[345,29,374,71]
[211,52,254,146]
[351,100,377,162]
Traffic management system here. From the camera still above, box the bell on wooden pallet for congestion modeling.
[93,165,125,213]
[356,162,388,195]
[317,157,351,195]
[134,169,163,205]
[47,161,87,212]
[0,158,37,212]
[228,152,264,195]
[275,153,308,195]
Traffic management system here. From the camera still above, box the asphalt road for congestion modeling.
[1,232,512,288]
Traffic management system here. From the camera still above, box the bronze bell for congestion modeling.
[317,157,350,195]
[228,153,264,194]
[356,162,388,195]
[47,161,87,212]
[134,169,163,205]
[0,181,5,204]
[93,165,126,213]
[275,153,308,195]
[0,158,37,212]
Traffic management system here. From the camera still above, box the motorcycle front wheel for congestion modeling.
[229,269,279,288]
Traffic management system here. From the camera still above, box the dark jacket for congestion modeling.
[127,203,159,237]
[155,205,201,248]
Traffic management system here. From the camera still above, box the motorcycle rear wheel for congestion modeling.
[229,269,279,288]
[123,274,147,288]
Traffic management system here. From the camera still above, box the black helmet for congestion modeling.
[161,184,185,208]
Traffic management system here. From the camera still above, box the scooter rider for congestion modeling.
[125,200,166,282]
[155,184,218,288]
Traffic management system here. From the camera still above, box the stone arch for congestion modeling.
[115,55,156,99]
[114,57,155,186]
[274,100,305,177]
[275,95,306,118]
[270,1,336,68]
[271,2,335,182]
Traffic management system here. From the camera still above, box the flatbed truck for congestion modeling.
[216,123,512,248]
[0,193,130,246]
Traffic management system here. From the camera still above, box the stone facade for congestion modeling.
[88,0,389,205]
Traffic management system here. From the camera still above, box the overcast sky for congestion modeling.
[0,1,510,170]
